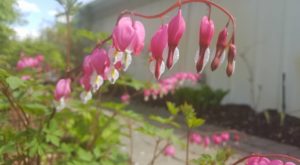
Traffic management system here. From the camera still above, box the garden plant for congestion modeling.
[0,0,300,164]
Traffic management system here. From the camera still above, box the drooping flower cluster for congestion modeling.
[16,54,44,70]
[54,78,72,110]
[78,17,146,103]
[246,157,295,165]
[189,131,239,147]
[143,72,200,101]
[149,9,186,79]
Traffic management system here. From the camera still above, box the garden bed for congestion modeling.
[198,104,300,148]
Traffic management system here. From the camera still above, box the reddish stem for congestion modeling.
[96,0,236,48]
[232,153,300,165]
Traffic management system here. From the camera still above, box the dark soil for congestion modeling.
[107,86,300,147]
[197,104,300,147]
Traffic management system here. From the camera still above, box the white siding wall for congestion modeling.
[86,0,300,117]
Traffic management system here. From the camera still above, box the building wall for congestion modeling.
[83,0,300,117]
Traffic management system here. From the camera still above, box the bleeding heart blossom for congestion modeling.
[211,27,228,71]
[166,9,186,69]
[121,93,130,104]
[112,16,145,72]
[163,145,176,157]
[212,134,222,145]
[220,131,230,142]
[203,136,211,147]
[149,24,168,80]
[16,55,44,70]
[195,16,214,73]
[54,78,71,110]
[246,157,295,165]
[226,43,237,77]
[189,132,202,144]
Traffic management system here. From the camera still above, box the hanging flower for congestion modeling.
[226,43,237,77]
[112,16,145,72]
[166,9,186,69]
[149,24,168,80]
[195,16,214,73]
[54,78,71,110]
[189,132,202,144]
[163,145,176,157]
[211,27,228,71]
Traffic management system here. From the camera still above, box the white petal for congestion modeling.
[232,60,236,74]
[159,61,166,78]
[56,97,65,111]
[107,67,119,84]
[194,49,199,64]
[220,51,226,65]
[144,96,149,102]
[149,61,155,74]
[203,48,210,69]
[123,52,132,71]
[114,51,124,63]
[80,91,92,104]
[171,47,180,68]
[90,72,103,93]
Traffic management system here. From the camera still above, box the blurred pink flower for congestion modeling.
[163,145,176,157]
[16,55,44,70]
[220,131,230,142]
[212,134,222,145]
[21,75,31,81]
[54,78,71,110]
[203,136,211,147]
[121,93,130,104]
[189,132,202,144]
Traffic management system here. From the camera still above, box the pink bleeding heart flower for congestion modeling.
[211,27,228,71]
[112,17,145,72]
[212,134,222,145]
[246,157,271,165]
[285,162,296,165]
[163,145,176,157]
[189,132,202,144]
[270,160,284,165]
[167,9,186,69]
[220,131,230,142]
[143,89,151,101]
[90,48,110,76]
[226,43,236,77]
[195,16,214,73]
[21,75,31,81]
[149,24,168,80]
[121,93,130,104]
[54,78,71,110]
[203,136,211,147]
[233,133,240,142]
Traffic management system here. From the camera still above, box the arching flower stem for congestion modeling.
[95,0,236,49]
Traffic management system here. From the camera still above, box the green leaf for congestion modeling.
[23,103,48,115]
[77,148,93,161]
[166,101,179,115]
[187,118,205,128]
[5,76,24,90]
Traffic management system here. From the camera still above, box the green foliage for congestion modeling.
[180,103,205,128]
[193,147,233,165]
[174,85,229,110]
